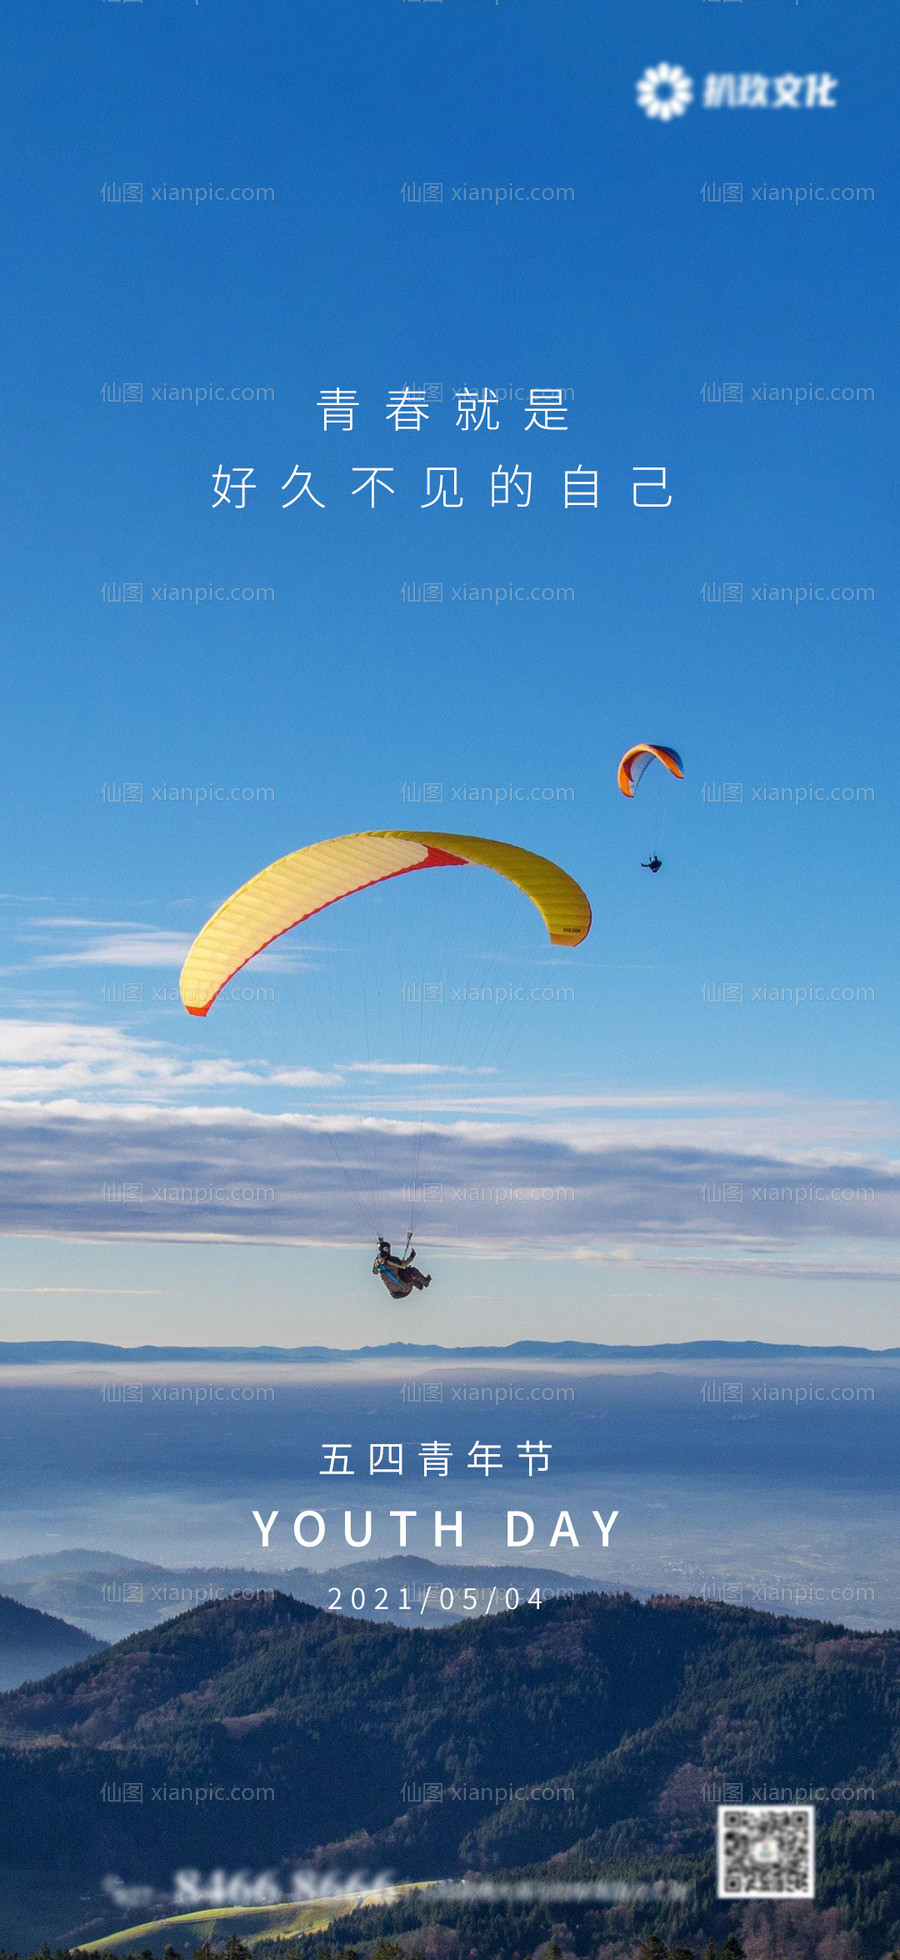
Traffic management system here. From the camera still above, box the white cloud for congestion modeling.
[343,1061,495,1076]
[0,1018,898,1274]
[38,931,193,968]
[0,1092,897,1272]
[0,1021,334,1097]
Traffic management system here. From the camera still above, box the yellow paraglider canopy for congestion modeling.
[180,828,592,1016]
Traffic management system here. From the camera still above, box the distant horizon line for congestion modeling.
[1,1337,898,1362]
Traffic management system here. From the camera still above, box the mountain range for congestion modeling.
[0,1550,615,1641]
[0,1589,898,1954]
[1,1340,899,1363]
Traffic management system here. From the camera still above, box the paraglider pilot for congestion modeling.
[641,856,662,874]
[374,1238,432,1300]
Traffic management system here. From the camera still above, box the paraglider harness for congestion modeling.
[374,1232,429,1299]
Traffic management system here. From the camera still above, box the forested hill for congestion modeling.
[0,1591,898,1952]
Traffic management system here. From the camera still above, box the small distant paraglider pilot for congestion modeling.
[373,1238,432,1300]
[618,747,683,880]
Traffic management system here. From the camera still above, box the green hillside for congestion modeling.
[76,1885,427,1955]
[0,1592,897,1954]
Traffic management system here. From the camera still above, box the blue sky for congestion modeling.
[0,0,896,1345]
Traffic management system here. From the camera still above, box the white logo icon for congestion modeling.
[636,63,694,120]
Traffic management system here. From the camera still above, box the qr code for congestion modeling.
[717,1804,815,1898]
